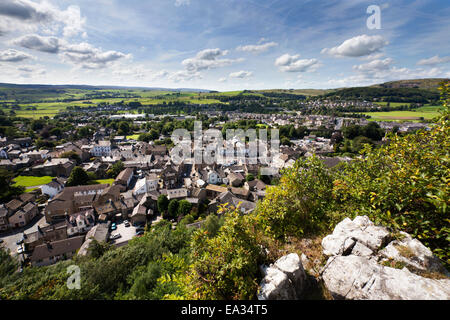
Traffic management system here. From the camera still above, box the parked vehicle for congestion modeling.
[135,230,144,236]
[110,233,121,240]
[111,223,117,231]
[124,220,130,227]
[17,246,24,254]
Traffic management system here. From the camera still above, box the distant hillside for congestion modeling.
[0,83,211,93]
[322,86,441,103]
[371,78,448,91]
[253,88,335,96]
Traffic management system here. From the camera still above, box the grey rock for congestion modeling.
[258,266,297,300]
[322,216,390,257]
[258,253,307,300]
[274,253,307,298]
[380,232,449,275]
[351,242,374,257]
[322,255,450,300]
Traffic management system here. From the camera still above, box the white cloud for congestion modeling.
[417,55,450,66]
[12,34,60,53]
[62,44,131,70]
[182,48,243,72]
[0,48,33,62]
[321,34,388,57]
[229,70,253,79]
[236,41,278,54]
[0,0,86,38]
[275,54,320,72]
[353,58,394,73]
[175,0,191,7]
[168,70,202,82]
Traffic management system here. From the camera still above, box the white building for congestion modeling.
[91,141,111,157]
[40,179,65,198]
[133,175,159,195]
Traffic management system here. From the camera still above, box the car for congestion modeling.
[110,233,121,240]
[16,238,24,245]
[124,220,130,227]
[111,223,117,231]
[135,230,145,236]
[17,246,24,254]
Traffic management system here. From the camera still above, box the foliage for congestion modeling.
[66,166,90,187]
[0,169,26,203]
[333,81,450,265]
[256,156,335,240]
[186,205,262,299]
[201,214,225,238]
[167,199,179,219]
[157,194,169,214]
[106,161,124,179]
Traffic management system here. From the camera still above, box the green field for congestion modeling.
[361,106,443,122]
[13,176,55,187]
[126,134,140,140]
[92,179,115,185]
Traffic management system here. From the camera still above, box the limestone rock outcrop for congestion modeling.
[258,253,307,300]
[321,216,450,300]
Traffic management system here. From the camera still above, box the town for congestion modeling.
[0,94,435,269]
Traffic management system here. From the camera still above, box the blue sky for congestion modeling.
[0,0,449,90]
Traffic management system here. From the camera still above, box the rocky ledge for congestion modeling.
[258,216,450,300]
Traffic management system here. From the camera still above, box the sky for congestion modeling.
[0,0,449,91]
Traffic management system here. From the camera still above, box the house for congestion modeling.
[30,236,85,267]
[66,210,96,236]
[24,222,69,252]
[230,187,250,200]
[244,179,267,192]
[148,145,167,156]
[205,184,228,200]
[130,203,147,225]
[91,141,112,157]
[133,174,159,195]
[114,168,134,188]
[160,165,179,189]
[45,184,109,223]
[166,188,188,200]
[31,158,75,177]
[78,223,110,256]
[213,191,256,214]
[3,196,38,229]
[40,178,65,198]
[228,172,244,187]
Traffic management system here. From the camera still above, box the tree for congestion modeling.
[60,151,81,164]
[157,194,169,214]
[167,199,179,219]
[177,200,192,217]
[66,166,90,187]
[117,121,131,136]
[107,161,124,178]
[202,214,224,238]
[0,169,25,203]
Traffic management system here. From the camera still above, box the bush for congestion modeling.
[187,205,262,299]
[256,156,335,240]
